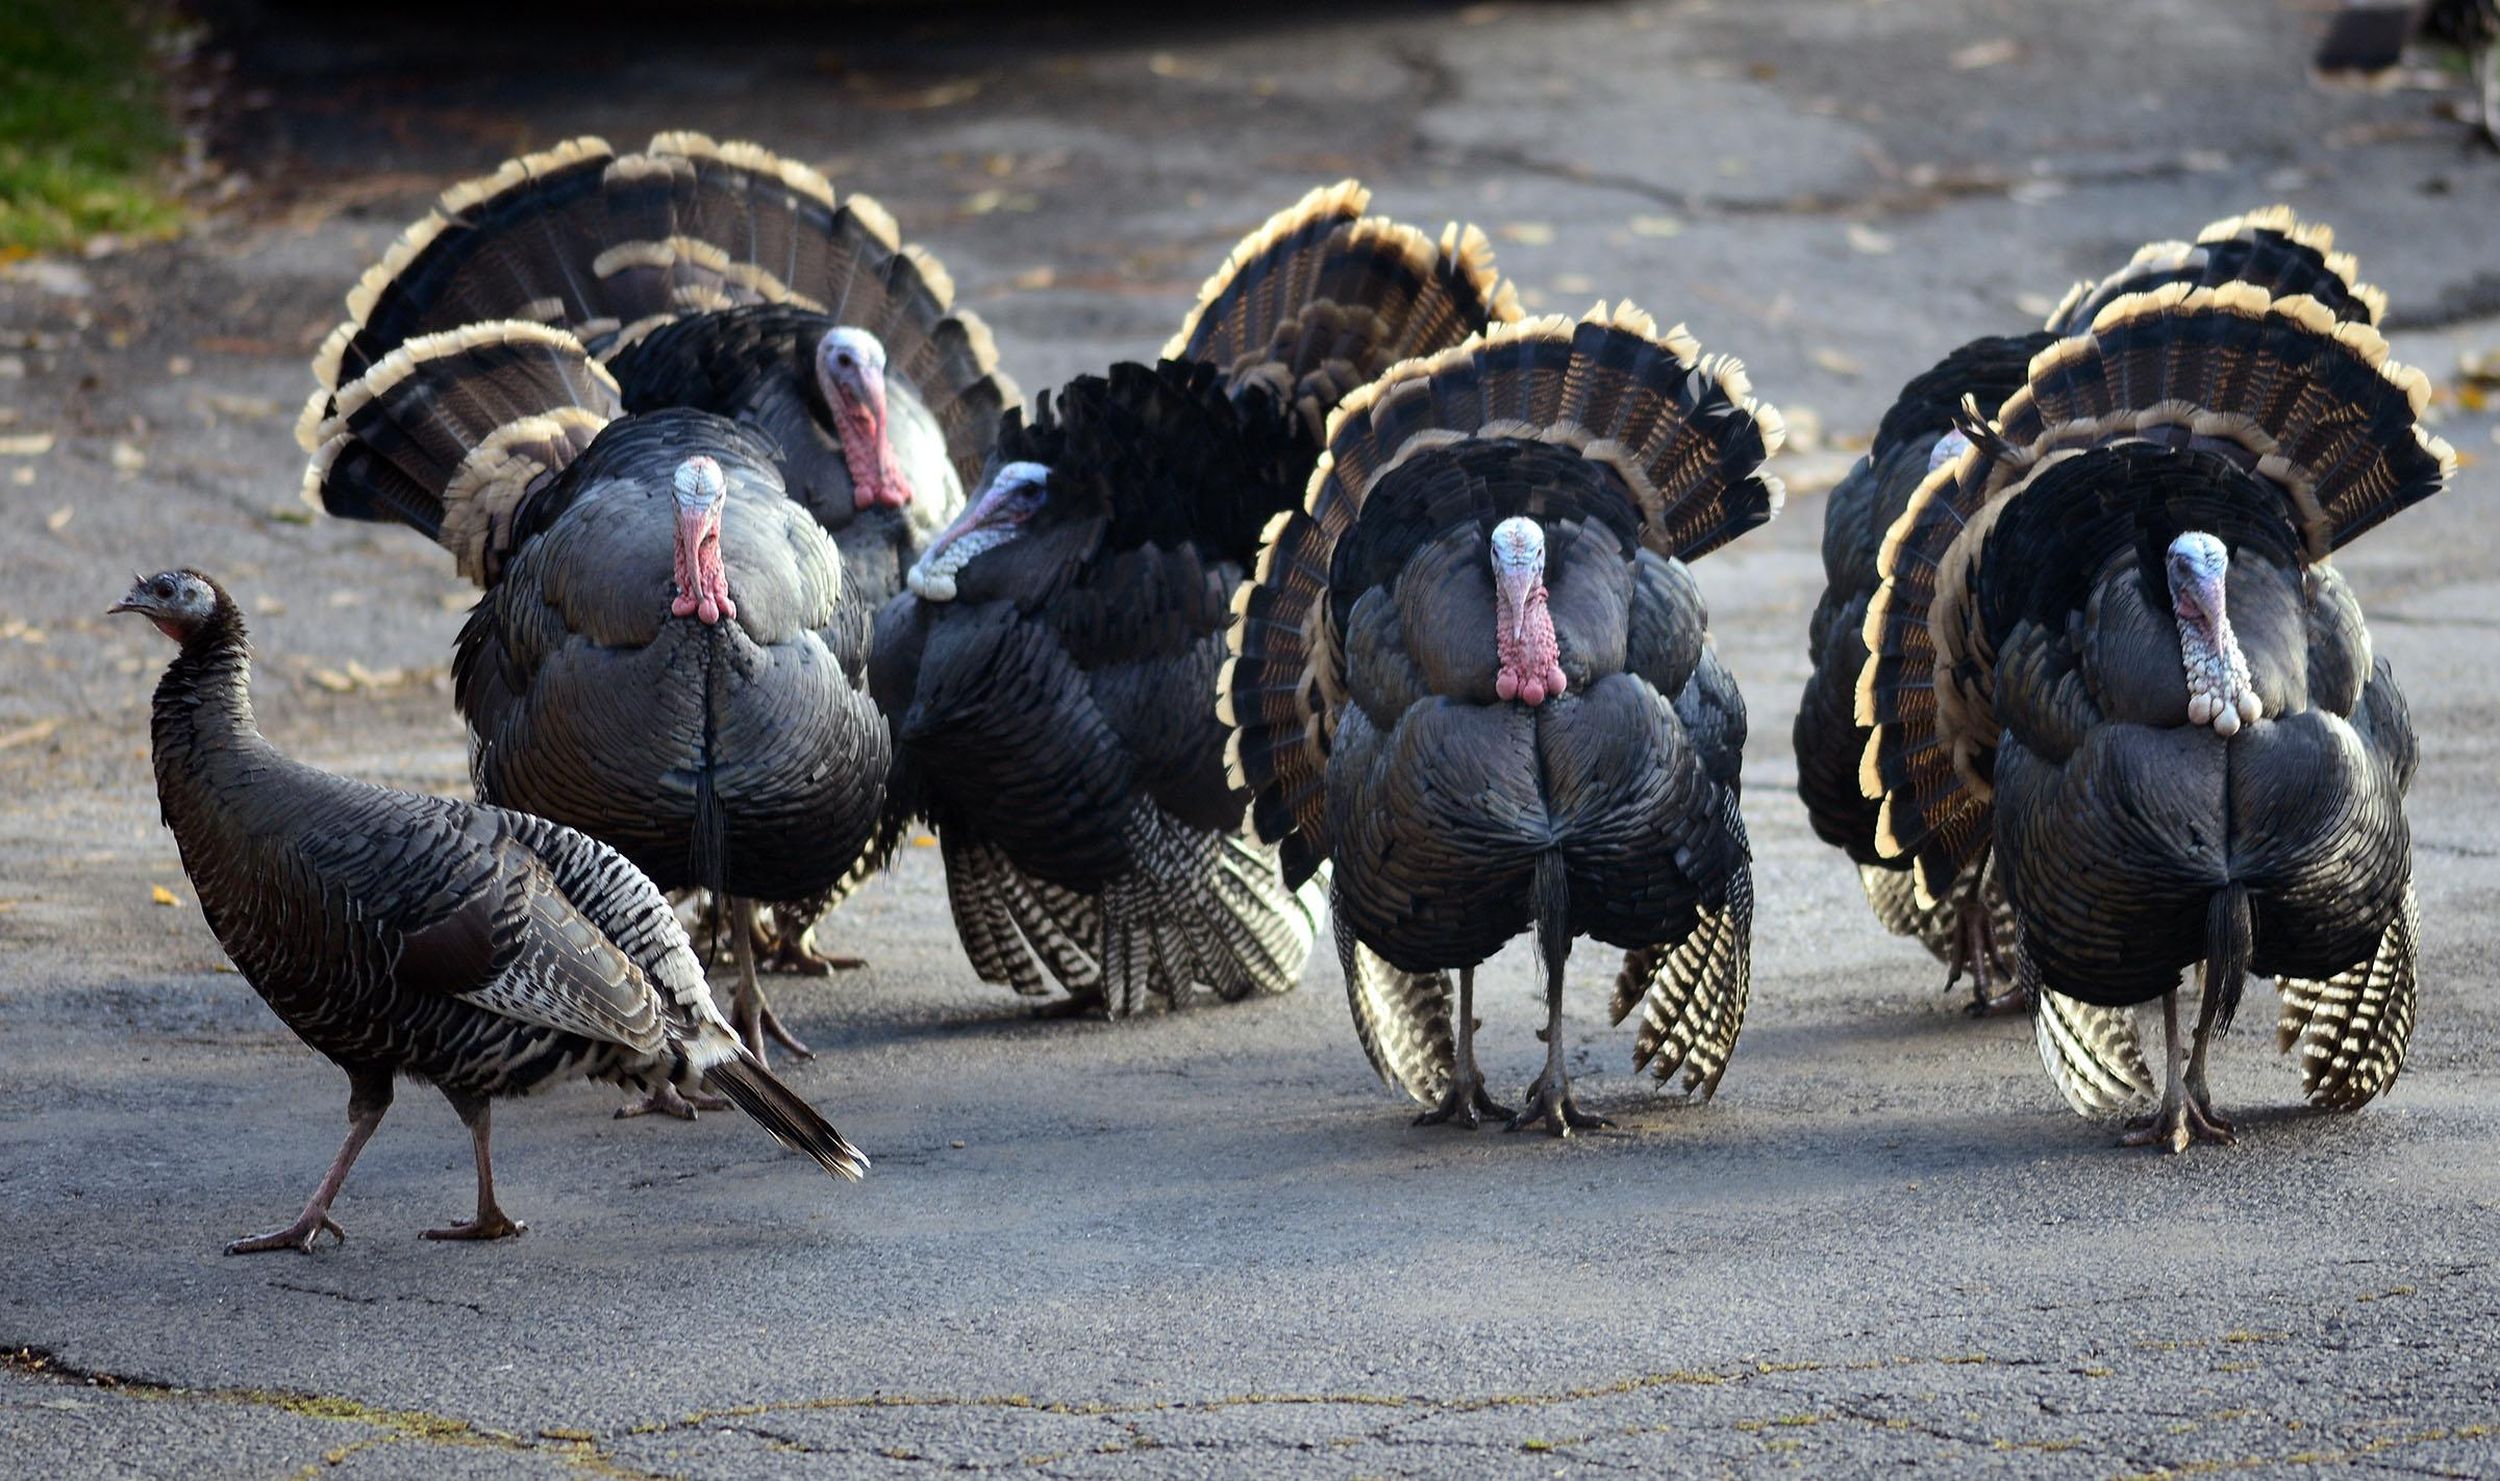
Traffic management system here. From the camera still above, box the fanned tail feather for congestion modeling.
[304,320,620,585]
[2044,205,2387,335]
[2032,976,2157,1119]
[1860,266,2455,904]
[1224,303,1784,871]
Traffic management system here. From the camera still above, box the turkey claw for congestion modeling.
[1413,1073,1514,1130]
[1506,1077,1615,1137]
[225,1214,346,1256]
[2119,1098,2235,1154]
[422,1211,526,1242]
[615,1085,730,1120]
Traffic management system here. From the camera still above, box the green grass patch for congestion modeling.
[0,0,183,255]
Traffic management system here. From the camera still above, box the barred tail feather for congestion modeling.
[2278,881,2418,1111]
[1608,801,1754,1099]
[1333,874,1452,1104]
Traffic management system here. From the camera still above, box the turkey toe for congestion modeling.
[1413,1072,1513,1130]
[225,1214,346,1257]
[422,1211,527,1242]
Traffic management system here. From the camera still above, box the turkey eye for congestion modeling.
[154,579,174,598]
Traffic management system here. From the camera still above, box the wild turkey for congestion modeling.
[302,320,888,1075]
[2314,0,2499,151]
[1792,208,2389,1014]
[296,132,1015,972]
[1856,215,2455,1151]
[1222,304,1785,1132]
[112,569,864,1253]
[869,182,1519,1015]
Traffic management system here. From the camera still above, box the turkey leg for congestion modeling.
[226,1071,392,1255]
[2120,985,2232,1153]
[614,1080,730,1121]
[1949,866,2022,1018]
[1415,967,1514,1128]
[2181,957,2237,1144]
[1509,858,1612,1137]
[423,1096,526,1241]
[762,906,867,975]
[730,897,814,1062]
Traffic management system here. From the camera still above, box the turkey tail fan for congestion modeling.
[2278,880,2419,1111]
[1334,877,1454,1105]
[298,131,1015,486]
[1162,180,1521,441]
[940,831,1103,1000]
[1609,797,1755,1099]
[1859,276,2457,903]
[701,1050,869,1180]
[1222,303,1784,871]
[2043,206,2388,335]
[304,321,621,585]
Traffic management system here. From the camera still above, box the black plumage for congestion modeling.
[1795,207,2393,1016]
[870,181,1519,1016]
[297,132,1015,973]
[114,570,863,1254]
[1223,305,1785,1131]
[305,321,888,1068]
[1855,221,2456,1150]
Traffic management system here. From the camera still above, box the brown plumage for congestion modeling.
[113,569,863,1254]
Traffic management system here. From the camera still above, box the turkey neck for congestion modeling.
[149,614,279,835]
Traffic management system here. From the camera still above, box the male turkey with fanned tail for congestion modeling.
[1222,306,1784,1133]
[1794,207,2393,1016]
[870,182,1519,1017]
[303,320,886,1084]
[1855,214,2454,1151]
[114,570,863,1254]
[298,132,1016,981]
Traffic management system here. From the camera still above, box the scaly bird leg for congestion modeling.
[730,897,814,1062]
[614,1082,731,1120]
[2118,986,2226,1153]
[1416,967,1514,1129]
[2181,956,2237,1146]
[227,1072,392,1256]
[1510,960,1613,1138]
[763,912,866,975]
[1949,868,2024,1018]
[423,1096,526,1241]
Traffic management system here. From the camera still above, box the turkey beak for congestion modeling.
[1497,564,1539,645]
[107,579,150,617]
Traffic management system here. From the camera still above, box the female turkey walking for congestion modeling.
[1793,207,2390,1015]
[1856,218,2453,1150]
[113,569,863,1253]
[303,320,886,1076]
[869,182,1517,1015]
[1222,304,1784,1131]
[298,131,1015,975]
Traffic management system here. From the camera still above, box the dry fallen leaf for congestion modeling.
[0,717,62,750]
[1629,215,1684,238]
[1845,223,1895,256]
[1147,52,1214,81]
[308,668,356,693]
[1809,346,1865,378]
[1950,37,2021,70]
[1553,272,1595,295]
[151,885,181,907]
[109,440,146,473]
[0,432,54,456]
[1010,265,1057,292]
[45,504,71,532]
[1498,222,1556,246]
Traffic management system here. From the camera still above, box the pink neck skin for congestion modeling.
[1495,579,1567,706]
[833,374,914,513]
[672,504,737,625]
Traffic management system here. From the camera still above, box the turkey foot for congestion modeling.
[1948,881,2022,1017]
[729,898,814,1062]
[228,1076,389,1255]
[764,929,865,976]
[1415,1070,1513,1129]
[1416,969,1510,1127]
[615,1084,731,1120]
[422,1209,526,1242]
[2119,1095,2235,1154]
[226,1212,347,1256]
[1506,1071,1614,1137]
[759,1001,815,1060]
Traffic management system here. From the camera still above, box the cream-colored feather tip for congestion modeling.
[643,130,722,161]
[1749,402,1789,460]
[2025,333,2093,386]
[2122,239,2195,269]
[1221,729,1251,793]
[1213,656,1241,727]
[437,136,611,217]
[1246,510,1300,586]
[1695,351,1753,404]
[334,319,613,422]
[899,242,958,310]
[2353,281,2389,325]
[2327,316,2395,371]
[1598,299,1660,340]
[1300,449,1344,517]
[343,211,446,326]
[300,433,346,511]
[293,383,335,459]
[843,192,903,253]
[2041,280,2090,332]
[2422,427,2460,479]
[2269,291,2340,335]
[2380,357,2433,417]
